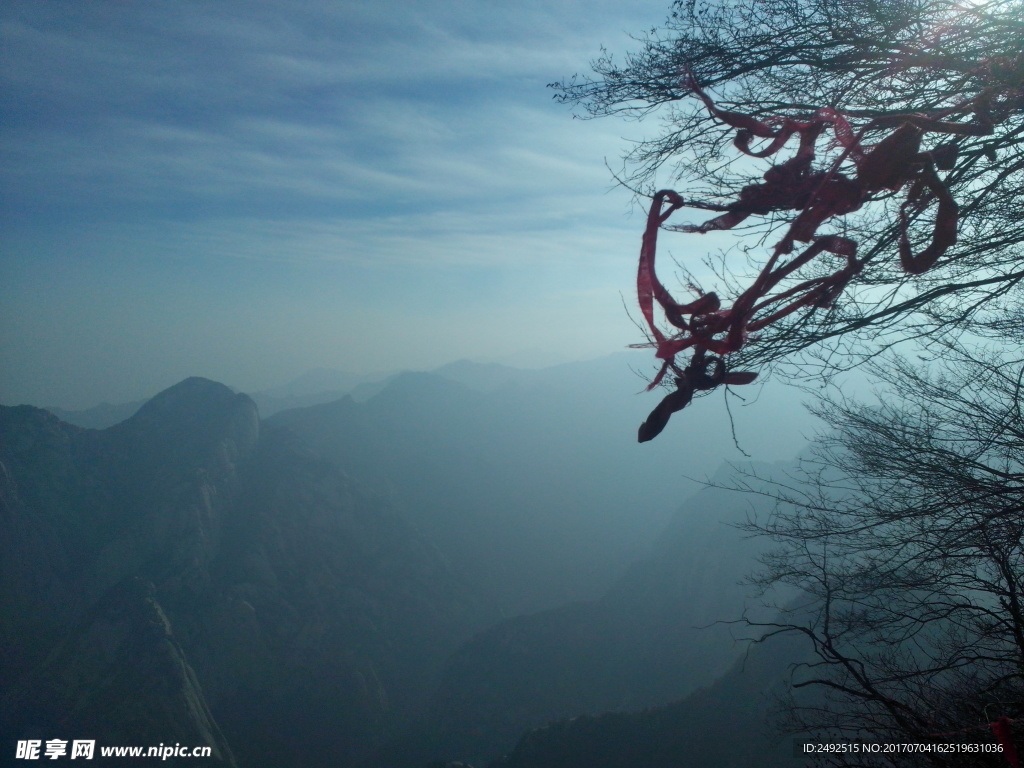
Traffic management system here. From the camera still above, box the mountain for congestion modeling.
[247,367,396,416]
[267,354,813,620]
[365,470,791,767]
[261,367,388,399]
[268,367,663,620]
[0,378,484,768]
[36,354,814,622]
[5,359,817,767]
[488,620,813,768]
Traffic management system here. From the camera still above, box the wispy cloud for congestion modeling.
[3,0,661,221]
[1,0,688,406]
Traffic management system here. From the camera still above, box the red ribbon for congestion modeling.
[992,717,1020,768]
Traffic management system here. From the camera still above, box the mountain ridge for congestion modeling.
[0,377,487,767]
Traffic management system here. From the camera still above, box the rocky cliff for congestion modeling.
[1,378,482,767]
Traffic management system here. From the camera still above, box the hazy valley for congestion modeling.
[2,355,812,767]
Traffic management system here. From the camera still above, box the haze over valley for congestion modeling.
[1,354,812,767]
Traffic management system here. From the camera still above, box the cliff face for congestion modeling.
[0,377,481,768]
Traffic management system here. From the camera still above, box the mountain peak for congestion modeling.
[130,377,245,418]
[113,377,260,461]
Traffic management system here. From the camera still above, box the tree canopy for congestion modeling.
[553,0,1024,437]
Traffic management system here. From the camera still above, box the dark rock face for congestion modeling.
[0,378,481,768]
[3,576,236,766]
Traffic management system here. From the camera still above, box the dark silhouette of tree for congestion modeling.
[552,0,1023,437]
[725,340,1024,766]
[553,2,1024,758]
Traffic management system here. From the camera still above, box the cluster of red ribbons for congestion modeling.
[636,75,1006,442]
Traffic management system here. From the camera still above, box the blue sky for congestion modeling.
[1,0,734,408]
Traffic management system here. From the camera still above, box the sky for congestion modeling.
[0,0,750,409]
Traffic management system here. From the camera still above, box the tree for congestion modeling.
[552,0,1024,438]
[725,340,1024,766]
[554,3,1024,759]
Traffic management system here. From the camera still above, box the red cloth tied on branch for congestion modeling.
[632,74,997,441]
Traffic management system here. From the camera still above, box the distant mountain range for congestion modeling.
[39,367,387,429]
[2,357,817,768]
[41,353,813,473]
